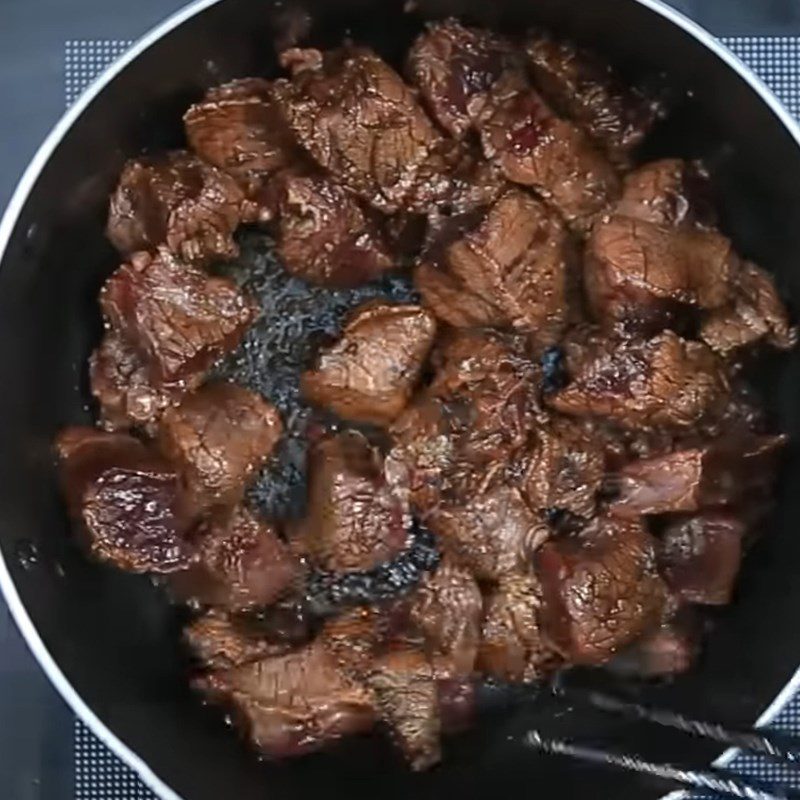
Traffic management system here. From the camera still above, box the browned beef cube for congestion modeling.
[535,515,667,665]
[106,151,245,264]
[273,47,443,213]
[364,646,442,771]
[659,513,745,606]
[549,330,729,430]
[320,606,393,677]
[520,416,606,518]
[195,641,376,759]
[409,555,483,676]
[302,302,437,426]
[274,172,394,286]
[476,73,619,230]
[525,31,663,163]
[100,249,256,384]
[56,427,194,573]
[170,504,297,610]
[609,434,786,517]
[615,159,716,228]
[158,382,283,512]
[184,78,297,202]
[478,573,558,681]
[701,260,796,356]
[416,190,577,341]
[89,331,194,434]
[297,431,408,573]
[430,483,548,582]
[406,19,516,139]
[585,215,735,334]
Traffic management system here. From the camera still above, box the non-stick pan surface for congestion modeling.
[2,0,800,797]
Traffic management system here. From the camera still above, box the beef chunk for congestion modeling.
[407,19,516,139]
[615,159,715,228]
[320,606,393,677]
[171,505,298,610]
[196,641,375,758]
[297,431,408,573]
[273,47,443,213]
[476,73,619,230]
[416,189,577,340]
[525,31,663,163]
[609,434,785,517]
[365,646,442,770]
[409,555,483,676]
[56,427,193,573]
[585,215,735,334]
[184,611,297,670]
[274,172,394,286]
[159,383,283,511]
[520,416,606,518]
[430,483,548,582]
[701,261,796,356]
[89,331,193,434]
[549,330,728,430]
[478,573,557,681]
[100,248,255,384]
[302,302,437,425]
[184,78,297,203]
[535,515,667,665]
[659,513,745,606]
[107,151,245,264]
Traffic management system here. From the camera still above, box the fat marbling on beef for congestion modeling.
[107,151,245,264]
[302,302,437,426]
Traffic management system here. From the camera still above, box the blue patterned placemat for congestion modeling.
[66,34,800,800]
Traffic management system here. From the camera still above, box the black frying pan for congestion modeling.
[2,0,800,797]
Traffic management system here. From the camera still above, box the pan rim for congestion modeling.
[0,0,797,797]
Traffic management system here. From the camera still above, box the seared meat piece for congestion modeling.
[535,515,667,665]
[520,415,606,518]
[273,47,443,213]
[416,189,577,340]
[409,555,483,676]
[171,505,298,610]
[476,73,619,230]
[100,248,255,384]
[615,159,715,228]
[701,261,796,356]
[525,31,663,163]
[659,513,745,606]
[56,427,193,573]
[184,611,297,670]
[586,215,735,334]
[196,641,375,759]
[159,383,283,512]
[320,606,393,676]
[89,331,194,434]
[302,302,437,426]
[609,434,785,517]
[107,151,245,264]
[407,19,516,139]
[274,172,394,286]
[549,330,728,430]
[297,431,408,573]
[430,482,548,582]
[184,78,297,203]
[478,573,557,681]
[365,646,442,771]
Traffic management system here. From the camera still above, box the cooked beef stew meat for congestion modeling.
[525,30,664,164]
[56,427,194,572]
[159,382,283,512]
[273,171,395,286]
[107,151,245,264]
[57,21,795,773]
[302,302,436,425]
[100,248,255,385]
